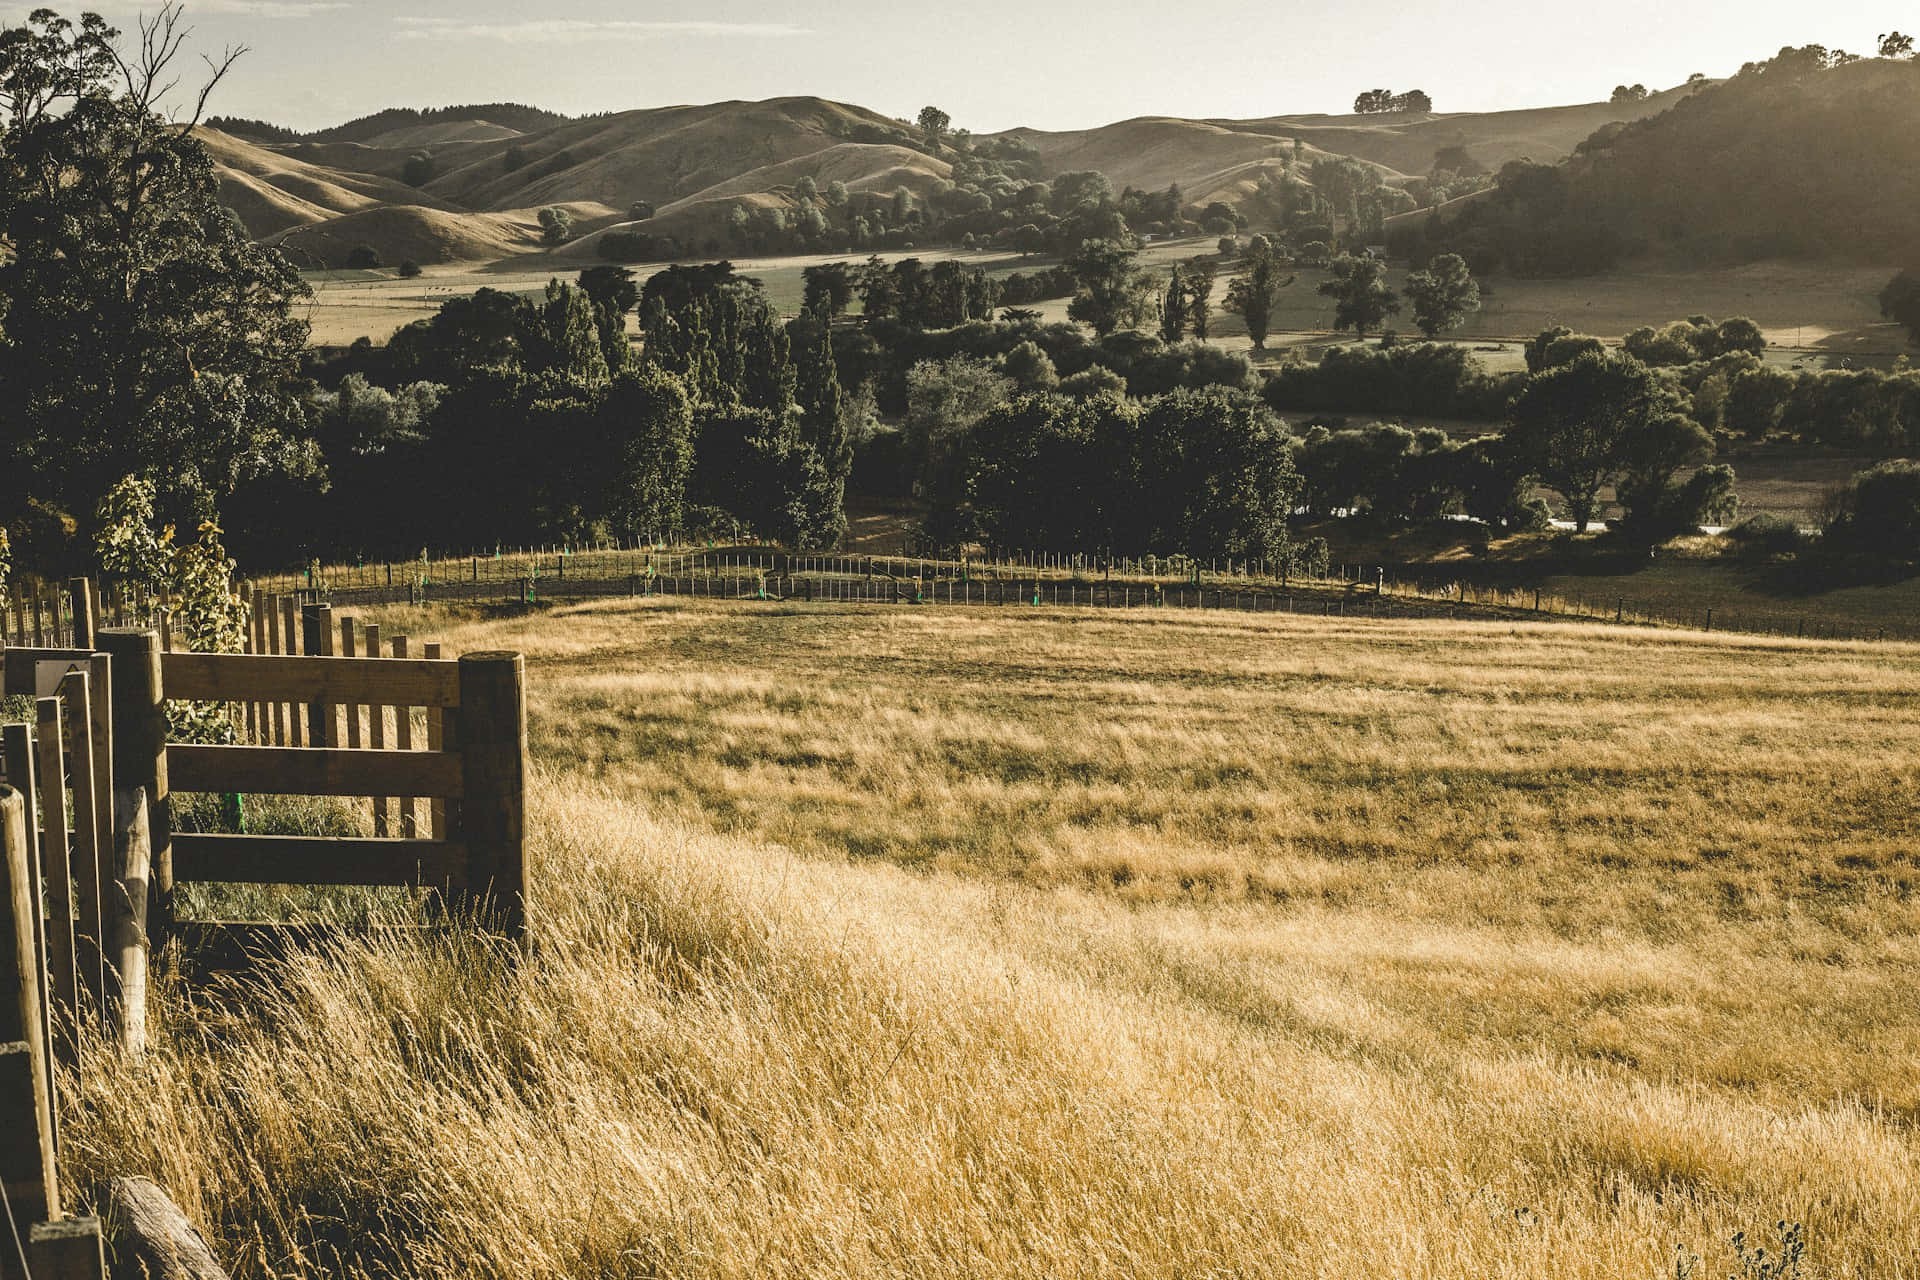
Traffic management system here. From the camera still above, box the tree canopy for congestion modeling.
[0,5,311,537]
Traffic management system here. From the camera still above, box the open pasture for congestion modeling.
[63,599,1920,1278]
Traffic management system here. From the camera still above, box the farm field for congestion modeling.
[67,600,1920,1277]
[303,243,1903,365]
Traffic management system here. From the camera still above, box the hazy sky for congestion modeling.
[49,1,1919,133]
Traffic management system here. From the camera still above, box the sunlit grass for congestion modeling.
[60,598,1920,1277]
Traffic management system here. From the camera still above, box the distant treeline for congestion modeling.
[209,103,588,146]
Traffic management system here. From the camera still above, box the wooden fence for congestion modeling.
[0,606,526,1274]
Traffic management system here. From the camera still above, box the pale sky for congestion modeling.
[44,1,1919,133]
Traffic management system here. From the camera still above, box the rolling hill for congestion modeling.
[201,70,1920,273]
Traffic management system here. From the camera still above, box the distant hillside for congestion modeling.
[199,76,1920,273]
[1563,56,1920,263]
[1395,54,1920,274]
[999,91,1684,197]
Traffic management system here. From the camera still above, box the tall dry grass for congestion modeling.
[59,600,1920,1277]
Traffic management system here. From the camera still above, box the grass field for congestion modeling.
[303,242,1905,368]
[62,599,1920,1277]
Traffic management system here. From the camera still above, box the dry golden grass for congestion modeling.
[62,600,1920,1277]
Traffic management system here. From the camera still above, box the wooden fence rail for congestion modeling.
[139,629,527,939]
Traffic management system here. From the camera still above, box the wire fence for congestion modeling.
[241,539,1915,643]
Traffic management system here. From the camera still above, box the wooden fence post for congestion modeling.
[109,785,151,1057]
[67,578,97,651]
[59,672,106,1024]
[301,604,329,746]
[456,653,526,939]
[1,784,60,1231]
[99,630,171,949]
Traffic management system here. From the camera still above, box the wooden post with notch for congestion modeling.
[456,653,526,939]
[99,629,171,950]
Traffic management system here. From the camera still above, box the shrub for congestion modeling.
[346,245,383,270]
[1726,512,1803,557]
[1822,459,1920,563]
[398,260,423,279]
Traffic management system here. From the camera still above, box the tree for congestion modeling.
[1403,253,1481,337]
[802,263,855,318]
[1066,239,1153,336]
[1159,265,1188,343]
[1615,411,1714,536]
[905,356,1012,499]
[403,149,435,186]
[1878,31,1915,60]
[1317,254,1401,335]
[627,200,654,221]
[1391,89,1432,113]
[1185,261,1216,340]
[538,280,609,384]
[917,105,951,153]
[578,265,639,373]
[1610,84,1649,104]
[1353,88,1395,114]
[347,245,384,270]
[398,259,423,279]
[1506,351,1665,532]
[601,368,693,538]
[1000,341,1058,391]
[824,180,850,208]
[1224,243,1294,350]
[1880,270,1920,345]
[538,206,573,245]
[0,6,311,531]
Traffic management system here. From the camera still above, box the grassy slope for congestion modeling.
[68,601,1920,1277]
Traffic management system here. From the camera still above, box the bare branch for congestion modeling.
[186,46,246,131]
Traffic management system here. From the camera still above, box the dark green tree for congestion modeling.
[740,307,795,414]
[1066,238,1152,336]
[538,280,609,383]
[578,265,639,373]
[1185,261,1216,340]
[538,206,573,245]
[1614,411,1714,537]
[1223,243,1294,349]
[1879,270,1920,345]
[1507,351,1666,532]
[1159,265,1188,343]
[802,262,856,317]
[600,368,694,538]
[0,6,311,532]
[1317,254,1401,335]
[1403,252,1481,337]
[917,105,951,153]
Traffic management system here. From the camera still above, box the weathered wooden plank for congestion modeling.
[161,652,461,708]
[60,671,106,1021]
[34,698,78,1027]
[3,786,59,1226]
[173,834,469,889]
[0,647,97,698]
[456,653,526,938]
[166,744,465,798]
[27,1216,108,1280]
